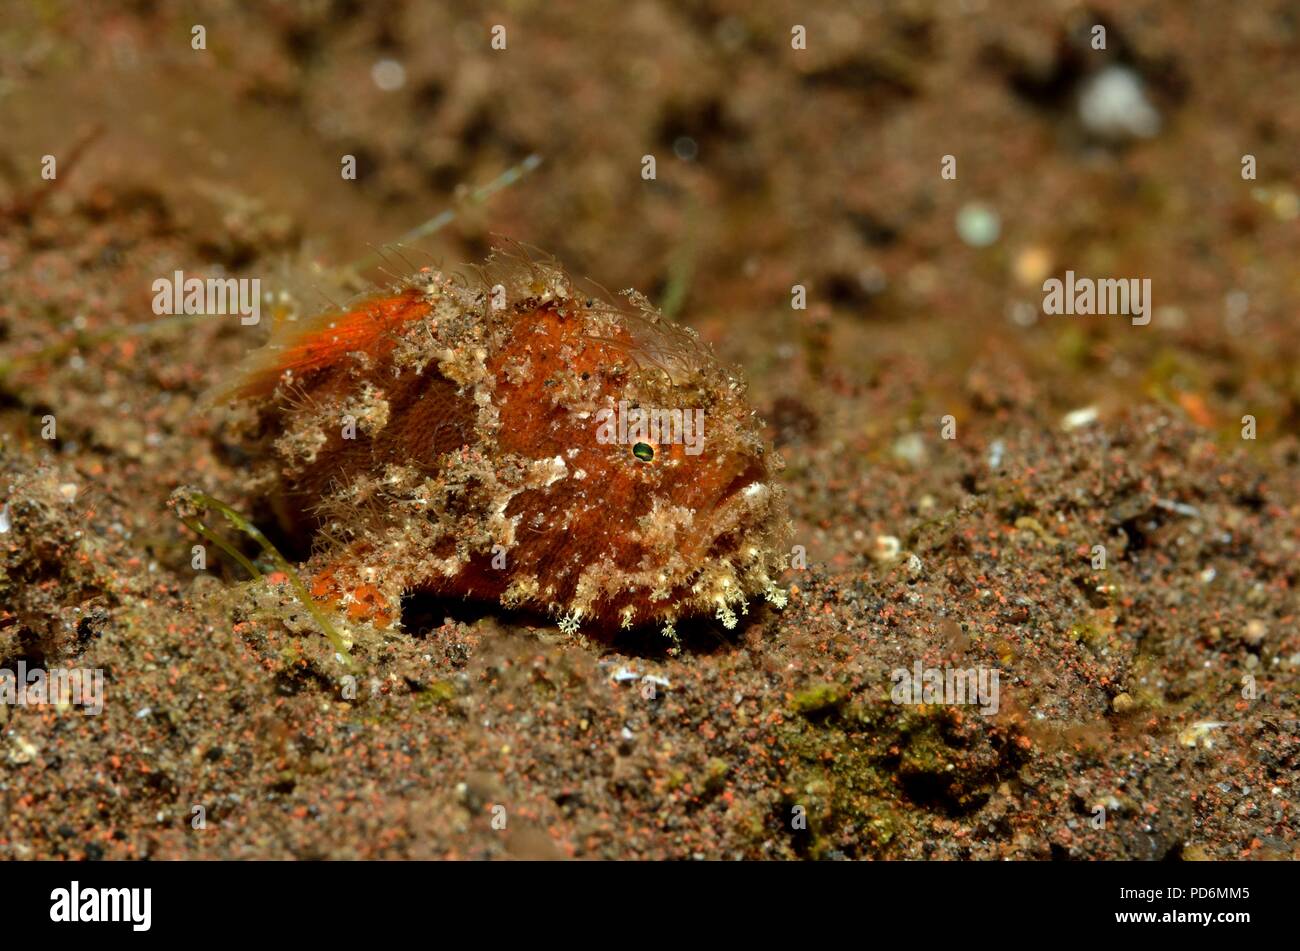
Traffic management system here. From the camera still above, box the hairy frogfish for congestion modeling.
[218,249,791,638]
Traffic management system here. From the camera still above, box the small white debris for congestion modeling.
[0,503,10,534]
[1078,65,1161,140]
[987,439,1005,469]
[1242,619,1267,648]
[371,58,406,92]
[872,535,902,562]
[1095,795,1123,814]
[1178,721,1229,749]
[7,735,38,765]
[1155,498,1201,519]
[541,455,568,486]
[891,433,927,467]
[58,483,78,503]
[956,202,1001,248]
[134,707,152,719]
[906,554,924,579]
[1061,406,1099,431]
[1006,300,1039,327]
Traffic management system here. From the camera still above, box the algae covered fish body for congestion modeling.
[219,248,791,637]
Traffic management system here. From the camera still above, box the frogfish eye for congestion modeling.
[632,442,655,462]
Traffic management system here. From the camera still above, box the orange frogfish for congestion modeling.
[218,249,791,638]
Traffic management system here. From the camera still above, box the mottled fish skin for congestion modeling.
[221,249,791,636]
